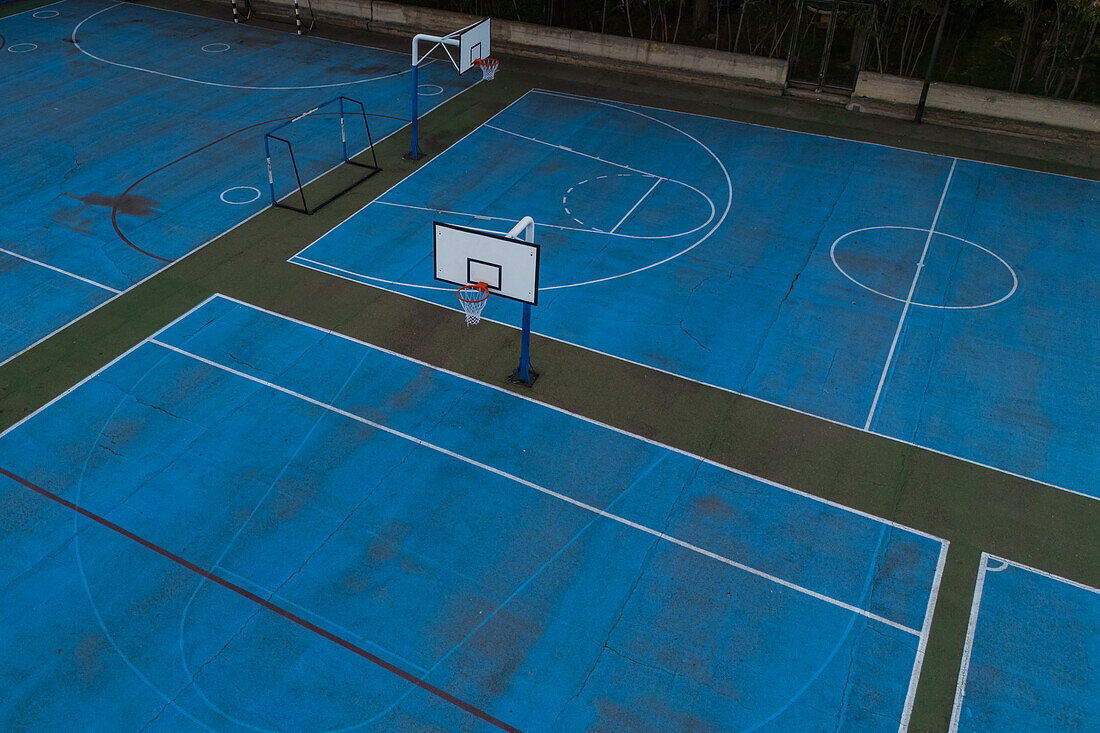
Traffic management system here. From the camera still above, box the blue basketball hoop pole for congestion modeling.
[406,32,460,161]
[506,217,538,387]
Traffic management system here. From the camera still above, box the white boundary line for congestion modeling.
[901,540,950,731]
[948,552,1100,732]
[71,3,423,91]
[533,88,1100,185]
[0,290,946,713]
[189,294,949,543]
[484,123,666,178]
[949,551,991,733]
[864,159,957,431]
[289,91,539,261]
[0,291,947,542]
[0,246,120,293]
[0,35,480,372]
[146,334,921,635]
[285,87,1093,501]
[0,291,209,442]
[375,199,710,241]
[287,253,1090,501]
[986,553,1100,593]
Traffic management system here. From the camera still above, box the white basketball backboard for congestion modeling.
[457,18,490,73]
[434,221,539,305]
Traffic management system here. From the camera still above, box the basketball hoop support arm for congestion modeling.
[406,34,459,160]
[507,217,538,387]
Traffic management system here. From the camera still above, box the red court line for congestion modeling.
[113,111,408,262]
[0,464,521,733]
[0,34,6,52]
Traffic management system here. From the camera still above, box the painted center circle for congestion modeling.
[220,186,261,205]
[201,42,231,53]
[831,226,1017,310]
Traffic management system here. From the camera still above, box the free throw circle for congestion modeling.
[220,186,261,205]
[201,42,231,53]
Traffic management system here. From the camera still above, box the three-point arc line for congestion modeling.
[0,465,521,733]
[112,111,408,263]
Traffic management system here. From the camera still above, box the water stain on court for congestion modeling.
[325,63,389,77]
[74,632,107,687]
[71,192,159,217]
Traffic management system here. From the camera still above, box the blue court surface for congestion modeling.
[0,0,474,366]
[950,554,1100,732]
[291,89,1100,499]
[0,294,948,731]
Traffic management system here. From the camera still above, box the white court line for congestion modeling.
[146,335,922,636]
[0,247,120,294]
[532,88,1100,184]
[1,289,947,562]
[288,254,1089,501]
[375,200,708,241]
[864,159,957,431]
[293,254,450,292]
[609,176,662,234]
[484,123,668,180]
[288,92,539,264]
[901,541,950,731]
[0,50,479,372]
[71,3,424,91]
[948,553,1099,732]
[206,294,946,542]
[949,552,993,732]
[380,97,734,293]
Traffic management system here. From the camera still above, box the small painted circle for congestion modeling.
[417,84,444,96]
[830,225,1018,310]
[33,10,60,18]
[201,42,231,53]
[220,186,261,205]
[7,43,38,53]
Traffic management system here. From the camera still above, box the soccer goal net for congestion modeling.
[265,96,381,215]
[230,0,316,35]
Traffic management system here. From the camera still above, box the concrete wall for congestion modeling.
[851,71,1100,138]
[246,0,789,92]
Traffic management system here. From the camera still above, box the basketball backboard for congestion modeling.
[434,222,539,305]
[457,18,490,73]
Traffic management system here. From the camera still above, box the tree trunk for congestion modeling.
[691,0,709,34]
[1069,20,1096,99]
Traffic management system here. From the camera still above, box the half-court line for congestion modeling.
[864,158,958,430]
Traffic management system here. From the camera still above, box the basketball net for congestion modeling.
[457,282,490,326]
[473,57,499,81]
